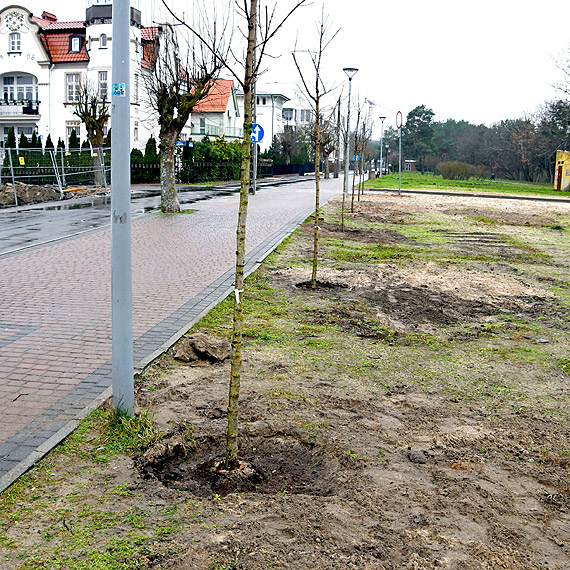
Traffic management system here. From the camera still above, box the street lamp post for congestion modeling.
[343,67,358,198]
[379,116,386,178]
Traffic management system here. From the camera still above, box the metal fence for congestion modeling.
[0,147,110,206]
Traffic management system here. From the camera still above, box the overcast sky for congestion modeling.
[22,0,570,135]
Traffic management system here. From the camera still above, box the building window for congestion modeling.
[66,122,80,143]
[3,77,15,101]
[3,75,38,102]
[283,109,293,121]
[66,73,81,102]
[134,73,139,103]
[300,109,311,122]
[70,36,81,53]
[134,122,138,141]
[262,97,267,106]
[99,34,107,48]
[98,71,108,100]
[9,32,21,52]
[200,118,205,135]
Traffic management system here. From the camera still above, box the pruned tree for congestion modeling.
[162,0,307,470]
[143,20,228,212]
[73,81,110,187]
[292,6,339,290]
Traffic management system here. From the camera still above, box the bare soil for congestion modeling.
[2,192,570,570]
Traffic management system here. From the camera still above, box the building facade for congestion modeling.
[236,82,313,152]
[189,79,242,142]
[0,1,243,153]
[0,1,161,150]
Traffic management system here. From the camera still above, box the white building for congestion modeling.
[0,1,158,149]
[236,82,313,152]
[0,1,243,151]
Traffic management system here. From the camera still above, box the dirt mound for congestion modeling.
[0,181,61,206]
[139,428,353,498]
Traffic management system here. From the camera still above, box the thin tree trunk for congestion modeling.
[311,102,320,289]
[160,131,180,212]
[334,98,340,179]
[225,0,257,471]
[351,136,357,213]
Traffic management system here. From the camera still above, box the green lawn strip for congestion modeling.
[364,172,563,198]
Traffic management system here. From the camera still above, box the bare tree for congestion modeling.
[143,22,227,212]
[292,7,339,290]
[350,100,363,213]
[162,0,307,470]
[73,81,110,187]
[357,111,373,201]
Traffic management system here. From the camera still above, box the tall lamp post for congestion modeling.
[343,67,358,197]
[378,116,386,178]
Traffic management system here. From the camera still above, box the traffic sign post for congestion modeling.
[251,124,264,195]
[251,123,264,143]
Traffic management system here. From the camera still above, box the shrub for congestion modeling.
[437,161,473,180]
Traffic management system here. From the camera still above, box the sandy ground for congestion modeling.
[2,191,570,570]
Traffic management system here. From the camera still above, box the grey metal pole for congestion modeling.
[48,149,64,198]
[379,116,385,179]
[7,150,18,207]
[60,147,67,187]
[343,79,352,198]
[110,0,134,415]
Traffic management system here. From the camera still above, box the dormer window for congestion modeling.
[100,34,107,48]
[70,36,82,53]
[9,32,21,53]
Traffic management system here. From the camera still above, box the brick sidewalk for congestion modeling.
[0,178,342,492]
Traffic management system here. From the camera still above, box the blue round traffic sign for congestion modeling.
[251,123,264,143]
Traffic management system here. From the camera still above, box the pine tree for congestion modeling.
[45,133,54,150]
[68,129,80,150]
[144,136,159,163]
[18,132,29,149]
[30,131,39,149]
[6,127,16,149]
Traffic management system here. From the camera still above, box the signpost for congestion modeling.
[251,123,264,195]
[396,111,403,197]
[251,123,264,143]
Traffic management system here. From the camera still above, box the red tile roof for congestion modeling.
[141,27,159,41]
[44,21,85,30]
[193,80,234,113]
[42,32,88,63]
[141,27,159,70]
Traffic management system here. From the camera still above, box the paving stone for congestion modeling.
[0,178,342,490]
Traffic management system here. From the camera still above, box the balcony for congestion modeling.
[0,100,41,116]
[189,125,243,140]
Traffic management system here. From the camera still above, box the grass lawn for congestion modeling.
[364,171,568,198]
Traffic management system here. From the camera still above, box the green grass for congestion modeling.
[325,238,415,263]
[365,172,564,198]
